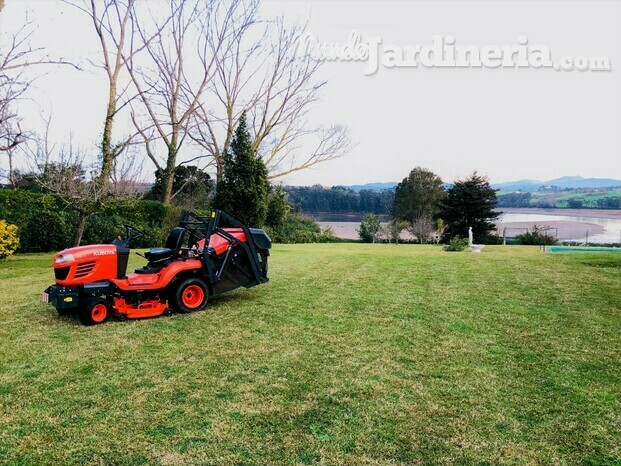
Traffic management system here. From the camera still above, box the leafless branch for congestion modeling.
[126,0,240,203]
[189,8,352,183]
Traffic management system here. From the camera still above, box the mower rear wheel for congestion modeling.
[172,278,208,313]
[80,297,109,325]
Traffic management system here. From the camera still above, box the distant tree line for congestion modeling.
[284,185,394,215]
[497,192,532,208]
[567,197,621,210]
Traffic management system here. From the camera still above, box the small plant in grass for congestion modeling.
[443,235,468,252]
[0,220,20,259]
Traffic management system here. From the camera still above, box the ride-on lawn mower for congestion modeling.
[43,210,271,325]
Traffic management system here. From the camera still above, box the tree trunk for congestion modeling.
[161,144,177,205]
[216,158,223,184]
[99,87,117,193]
[74,211,87,247]
[8,149,14,187]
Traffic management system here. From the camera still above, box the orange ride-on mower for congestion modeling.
[42,210,271,325]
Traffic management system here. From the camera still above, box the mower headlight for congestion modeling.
[55,254,74,264]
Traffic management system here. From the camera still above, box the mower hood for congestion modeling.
[54,244,117,265]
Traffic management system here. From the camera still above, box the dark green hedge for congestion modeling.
[264,214,343,244]
[0,189,341,251]
[0,189,173,252]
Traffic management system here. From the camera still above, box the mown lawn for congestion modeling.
[0,245,620,464]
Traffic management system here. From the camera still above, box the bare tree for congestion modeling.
[108,145,145,198]
[1,144,17,186]
[25,126,141,246]
[189,5,352,183]
[0,25,33,157]
[1,16,77,183]
[0,82,25,156]
[0,72,25,185]
[64,0,135,193]
[65,0,177,194]
[127,0,238,204]
[408,216,435,244]
[33,143,105,246]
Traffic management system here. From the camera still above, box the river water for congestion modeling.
[312,209,621,243]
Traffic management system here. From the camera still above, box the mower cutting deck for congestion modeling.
[43,210,271,325]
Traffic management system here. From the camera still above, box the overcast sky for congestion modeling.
[2,0,620,186]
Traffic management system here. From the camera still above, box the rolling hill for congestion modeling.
[337,176,621,192]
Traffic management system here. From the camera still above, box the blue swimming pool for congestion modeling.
[547,246,621,253]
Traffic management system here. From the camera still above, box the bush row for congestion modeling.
[264,214,343,244]
[0,190,172,252]
[0,189,338,252]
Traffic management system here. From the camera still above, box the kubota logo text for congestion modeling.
[93,251,115,257]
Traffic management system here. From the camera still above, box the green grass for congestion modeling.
[1,245,620,464]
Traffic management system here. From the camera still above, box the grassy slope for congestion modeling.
[530,189,621,208]
[497,189,621,208]
[0,245,620,464]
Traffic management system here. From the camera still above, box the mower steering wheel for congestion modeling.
[124,225,146,242]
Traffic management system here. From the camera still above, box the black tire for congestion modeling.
[79,297,109,326]
[171,278,208,313]
[164,308,173,317]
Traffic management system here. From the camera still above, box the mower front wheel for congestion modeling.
[80,297,109,326]
[172,278,208,313]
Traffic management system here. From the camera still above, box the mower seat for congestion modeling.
[144,227,186,263]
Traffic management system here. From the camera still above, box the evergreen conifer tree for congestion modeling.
[440,172,500,242]
[214,113,269,226]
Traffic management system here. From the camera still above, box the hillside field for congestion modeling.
[498,188,621,209]
[0,245,620,464]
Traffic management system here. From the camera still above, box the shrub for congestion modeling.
[443,236,468,252]
[358,214,381,243]
[515,225,558,246]
[132,225,163,249]
[266,185,290,229]
[21,210,76,252]
[264,214,339,244]
[0,220,20,259]
[99,199,170,227]
[83,215,168,249]
[0,189,175,251]
[0,189,66,226]
[82,215,125,246]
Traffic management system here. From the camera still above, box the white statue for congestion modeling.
[468,226,484,253]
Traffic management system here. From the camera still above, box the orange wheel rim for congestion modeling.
[182,285,204,309]
[91,303,107,322]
